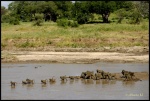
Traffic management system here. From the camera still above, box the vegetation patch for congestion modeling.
[1,1,149,51]
[56,18,79,28]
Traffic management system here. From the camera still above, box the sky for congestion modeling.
[1,1,13,8]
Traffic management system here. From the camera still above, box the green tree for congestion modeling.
[115,1,134,11]
[127,1,148,24]
[72,1,118,23]
[72,1,90,24]
[1,6,8,23]
[87,1,134,23]
[134,1,149,19]
[54,1,73,19]
[8,1,57,22]
[23,1,39,21]
[37,1,58,22]
[1,6,8,16]
[8,1,30,21]
[87,1,117,23]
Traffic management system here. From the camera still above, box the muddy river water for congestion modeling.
[1,62,149,100]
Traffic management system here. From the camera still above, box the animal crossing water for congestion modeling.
[1,62,149,100]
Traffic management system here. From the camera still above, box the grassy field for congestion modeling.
[1,19,149,50]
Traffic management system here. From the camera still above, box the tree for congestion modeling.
[87,1,134,23]
[8,1,58,22]
[126,1,148,24]
[134,1,149,19]
[1,6,8,16]
[37,1,58,22]
[8,1,32,21]
[23,1,39,21]
[88,1,117,23]
[54,1,73,19]
[72,1,118,23]
[1,6,9,23]
[115,1,134,11]
[72,1,91,24]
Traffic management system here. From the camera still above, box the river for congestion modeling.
[1,62,149,100]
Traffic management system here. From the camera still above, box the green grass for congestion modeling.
[1,20,149,50]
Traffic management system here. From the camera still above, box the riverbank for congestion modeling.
[1,47,149,63]
[2,21,149,63]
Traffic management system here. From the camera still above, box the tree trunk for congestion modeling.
[51,14,57,22]
[44,13,51,22]
[102,13,109,23]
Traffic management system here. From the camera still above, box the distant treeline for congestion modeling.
[1,1,149,24]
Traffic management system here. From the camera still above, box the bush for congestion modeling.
[56,18,79,27]
[33,19,43,26]
[9,17,20,25]
[114,9,127,24]
[34,13,44,20]
[56,18,68,27]
[33,13,44,26]
[76,14,89,24]
[126,9,143,24]
[68,20,79,27]
[22,16,31,22]
[1,14,11,23]
[1,14,20,25]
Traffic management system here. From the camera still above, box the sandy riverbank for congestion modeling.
[1,50,149,63]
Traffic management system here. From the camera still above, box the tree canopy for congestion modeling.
[1,1,149,24]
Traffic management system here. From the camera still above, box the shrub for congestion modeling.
[1,14,11,23]
[56,18,68,27]
[33,13,44,26]
[9,17,20,25]
[1,12,20,24]
[56,18,79,27]
[127,9,143,24]
[33,19,43,26]
[22,16,31,22]
[68,20,79,27]
[34,13,44,20]
[76,14,89,24]
[114,9,127,24]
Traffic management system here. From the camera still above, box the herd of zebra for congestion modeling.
[10,69,142,87]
